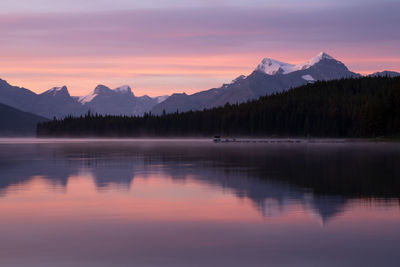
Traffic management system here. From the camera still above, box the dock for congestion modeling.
[213,136,302,143]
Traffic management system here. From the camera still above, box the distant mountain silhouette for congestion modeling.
[78,85,161,116]
[0,79,167,118]
[0,79,87,118]
[36,86,88,118]
[0,79,38,112]
[368,71,400,77]
[0,102,49,135]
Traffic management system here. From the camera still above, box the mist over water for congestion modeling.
[0,139,399,267]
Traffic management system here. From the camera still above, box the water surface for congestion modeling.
[0,139,399,267]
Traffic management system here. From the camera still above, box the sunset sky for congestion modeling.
[0,0,399,97]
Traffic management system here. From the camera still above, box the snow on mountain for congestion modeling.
[1,51,398,119]
[78,92,97,104]
[296,52,334,70]
[37,85,88,118]
[256,52,335,75]
[152,52,362,115]
[0,79,87,118]
[114,85,132,94]
[79,84,118,104]
[93,84,113,95]
[42,86,69,97]
[222,75,247,88]
[76,84,167,116]
[49,86,66,92]
[53,86,66,91]
[155,95,169,103]
[302,75,315,82]
[256,58,296,75]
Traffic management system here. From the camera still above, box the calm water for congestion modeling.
[0,139,399,267]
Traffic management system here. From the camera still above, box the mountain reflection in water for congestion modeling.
[0,139,399,267]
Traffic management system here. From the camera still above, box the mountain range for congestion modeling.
[77,84,167,116]
[0,80,167,119]
[151,52,400,114]
[0,52,399,120]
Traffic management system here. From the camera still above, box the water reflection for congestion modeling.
[0,139,399,266]
[1,140,399,220]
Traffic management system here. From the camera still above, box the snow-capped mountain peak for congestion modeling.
[93,85,113,95]
[114,85,132,94]
[42,86,69,96]
[76,83,166,115]
[297,52,335,70]
[78,92,97,104]
[256,52,337,75]
[315,51,334,61]
[114,85,132,93]
[78,85,109,104]
[256,58,295,75]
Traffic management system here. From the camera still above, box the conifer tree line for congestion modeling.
[37,77,400,138]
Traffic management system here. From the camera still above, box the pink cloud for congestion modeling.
[0,4,398,96]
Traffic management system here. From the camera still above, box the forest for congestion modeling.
[37,76,400,138]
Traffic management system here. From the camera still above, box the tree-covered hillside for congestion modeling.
[0,103,49,136]
[37,77,400,138]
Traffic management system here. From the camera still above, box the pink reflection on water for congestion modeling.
[0,173,399,267]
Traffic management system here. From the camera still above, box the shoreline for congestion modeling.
[0,137,399,144]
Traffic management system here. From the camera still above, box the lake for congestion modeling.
[0,138,399,267]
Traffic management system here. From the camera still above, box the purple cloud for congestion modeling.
[0,2,398,95]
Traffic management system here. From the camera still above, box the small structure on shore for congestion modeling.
[213,136,221,142]
[212,137,302,143]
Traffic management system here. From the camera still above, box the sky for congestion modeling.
[0,0,399,97]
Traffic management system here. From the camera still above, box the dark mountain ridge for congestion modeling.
[0,102,49,136]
